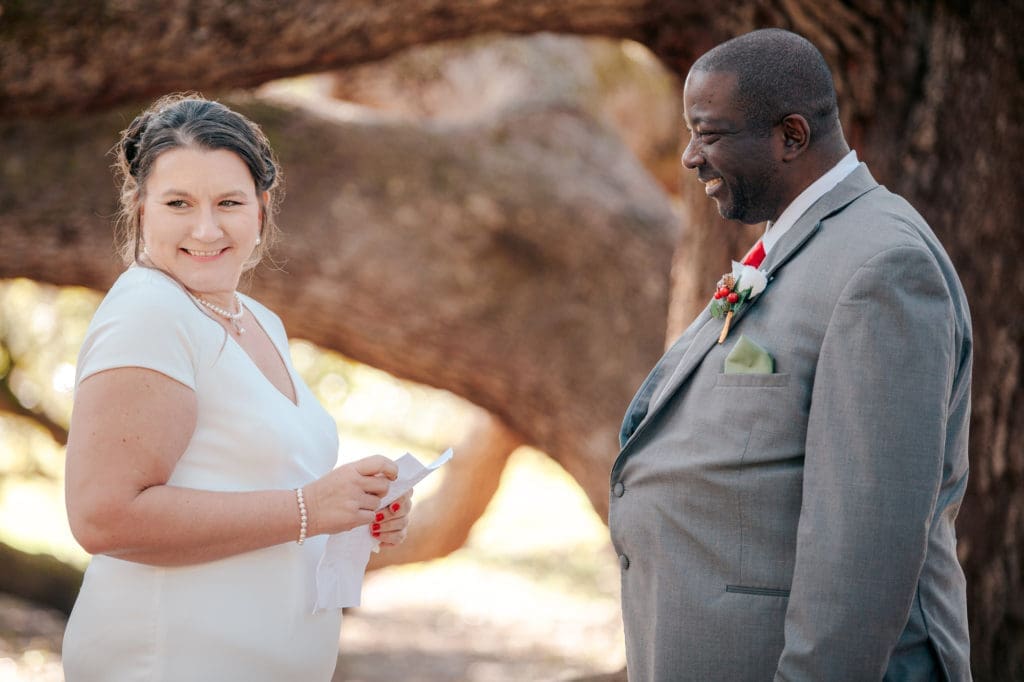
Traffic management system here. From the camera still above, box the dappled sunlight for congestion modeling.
[0,473,84,568]
[468,447,609,556]
[0,280,99,427]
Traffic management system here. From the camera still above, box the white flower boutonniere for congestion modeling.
[710,261,769,343]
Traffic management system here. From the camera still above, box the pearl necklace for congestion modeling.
[189,292,245,334]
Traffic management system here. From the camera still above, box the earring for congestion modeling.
[255,235,262,246]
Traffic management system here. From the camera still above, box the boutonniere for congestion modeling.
[710,261,768,343]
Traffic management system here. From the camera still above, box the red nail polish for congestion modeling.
[391,503,401,512]
[371,531,380,538]
[371,523,380,532]
[375,512,385,522]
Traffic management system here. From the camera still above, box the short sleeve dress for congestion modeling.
[61,266,343,681]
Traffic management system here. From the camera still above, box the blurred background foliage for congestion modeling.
[0,280,96,565]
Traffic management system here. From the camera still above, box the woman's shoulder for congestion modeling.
[87,266,212,350]
[101,266,195,317]
[238,292,287,340]
[78,267,203,389]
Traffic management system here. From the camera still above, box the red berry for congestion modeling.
[727,292,740,304]
[718,286,731,298]
[714,291,724,299]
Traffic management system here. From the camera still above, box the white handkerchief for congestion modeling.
[313,448,453,612]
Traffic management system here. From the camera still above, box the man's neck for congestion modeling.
[775,143,852,221]
[763,149,860,251]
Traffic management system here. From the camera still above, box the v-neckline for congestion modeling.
[166,269,301,408]
[229,301,300,408]
[186,288,299,405]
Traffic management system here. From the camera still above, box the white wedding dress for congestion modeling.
[62,266,343,681]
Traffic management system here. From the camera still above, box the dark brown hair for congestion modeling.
[113,93,282,268]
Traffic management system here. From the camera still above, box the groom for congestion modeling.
[609,29,972,681]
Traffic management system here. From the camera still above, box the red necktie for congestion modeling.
[742,240,766,268]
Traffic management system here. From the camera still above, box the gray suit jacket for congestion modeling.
[610,166,972,681]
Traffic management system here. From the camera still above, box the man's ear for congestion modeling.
[780,114,810,161]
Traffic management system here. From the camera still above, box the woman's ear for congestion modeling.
[780,114,810,161]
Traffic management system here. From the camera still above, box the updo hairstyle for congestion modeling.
[113,93,282,268]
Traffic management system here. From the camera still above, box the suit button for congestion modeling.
[619,554,630,570]
[613,482,625,497]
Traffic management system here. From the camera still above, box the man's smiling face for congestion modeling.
[680,69,787,225]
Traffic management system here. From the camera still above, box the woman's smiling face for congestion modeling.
[140,146,262,307]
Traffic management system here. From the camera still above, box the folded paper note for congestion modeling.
[314,447,453,612]
[723,335,775,374]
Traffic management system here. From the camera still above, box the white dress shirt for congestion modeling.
[762,150,860,254]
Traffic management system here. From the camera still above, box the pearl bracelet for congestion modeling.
[294,488,308,545]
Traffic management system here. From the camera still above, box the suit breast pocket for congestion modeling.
[712,373,807,589]
[690,374,797,464]
[712,372,804,462]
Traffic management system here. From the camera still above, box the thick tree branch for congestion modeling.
[0,0,663,118]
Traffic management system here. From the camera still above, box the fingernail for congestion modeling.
[391,503,401,512]
[371,523,381,532]
[375,512,385,522]
[371,531,380,537]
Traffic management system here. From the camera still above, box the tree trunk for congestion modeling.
[895,5,1024,677]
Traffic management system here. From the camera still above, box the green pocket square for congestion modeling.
[723,335,775,374]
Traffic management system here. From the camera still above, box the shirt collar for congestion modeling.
[762,150,859,253]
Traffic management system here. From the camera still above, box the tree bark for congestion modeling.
[0,0,659,118]
[897,5,1024,677]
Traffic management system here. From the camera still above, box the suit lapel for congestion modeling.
[759,165,878,276]
[645,311,717,415]
[620,165,879,452]
[619,308,714,446]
